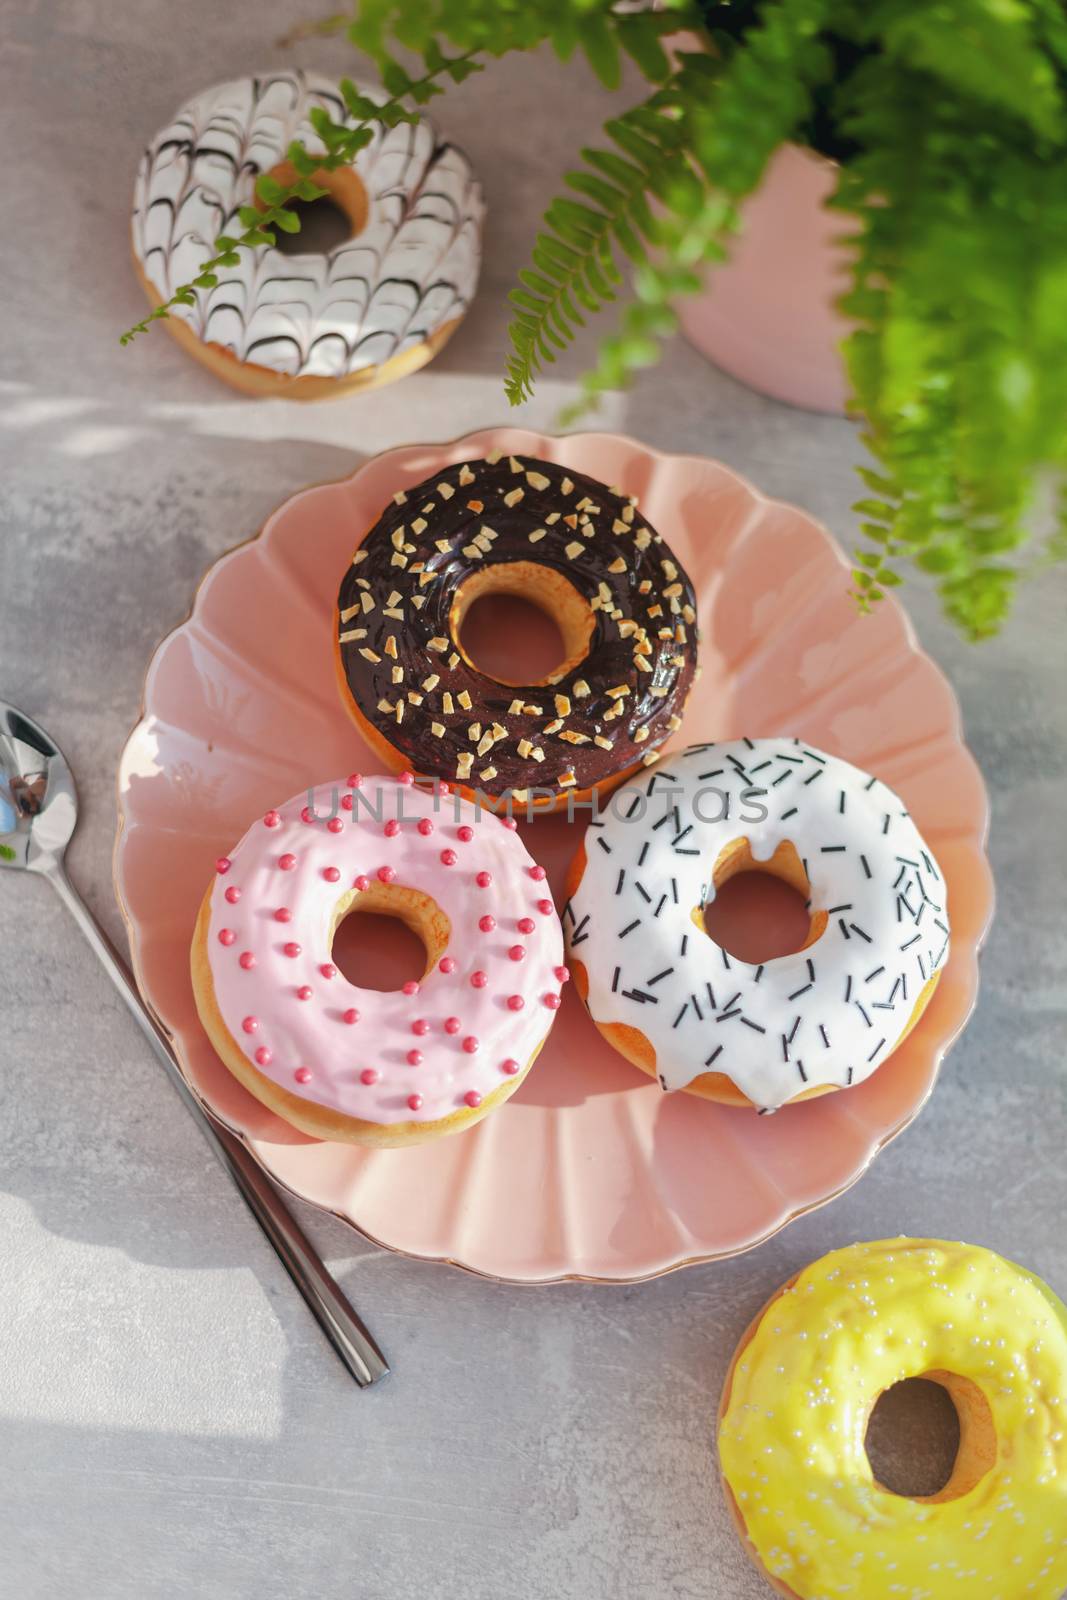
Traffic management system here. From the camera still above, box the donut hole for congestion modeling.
[865,1372,996,1502]
[255,161,368,257]
[451,561,595,688]
[330,882,450,993]
[697,838,827,963]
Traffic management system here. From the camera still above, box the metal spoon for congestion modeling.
[0,700,389,1387]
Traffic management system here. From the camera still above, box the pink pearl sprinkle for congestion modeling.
[517,917,536,935]
[254,1047,272,1067]
[294,1067,312,1085]
[242,1016,258,1034]
[407,1092,423,1111]
[283,942,301,958]
[215,857,232,874]
[507,995,525,1012]
[360,1068,380,1086]
[354,874,370,892]
[440,849,457,867]
[439,956,457,974]
[476,871,492,888]
[224,886,241,904]
[444,1016,461,1034]
[377,865,396,884]
[457,825,474,843]
[264,810,281,828]
[320,963,336,979]
[417,817,434,836]
[274,907,292,923]
[537,899,554,916]
[529,864,546,881]
[323,866,340,883]
[543,993,561,1010]
[464,1089,483,1107]
[279,853,296,871]
[300,806,313,824]
[501,1058,520,1076]
[402,980,420,996]
[479,914,496,933]
[406,1050,423,1067]
[239,951,256,970]
[328,817,343,834]
[501,816,518,831]
[399,770,415,786]
[462,1036,479,1054]
[439,781,451,795]
[218,929,236,947]
[341,793,354,811]
[343,1008,360,1025]
[347,773,363,789]
[470,970,488,988]
[508,945,525,962]
[384,818,400,837]
[297,985,313,1001]
[555,965,570,983]
[412,1018,429,1036]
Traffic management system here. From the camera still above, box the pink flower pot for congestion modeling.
[678,143,853,414]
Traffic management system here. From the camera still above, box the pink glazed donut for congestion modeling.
[191,774,567,1146]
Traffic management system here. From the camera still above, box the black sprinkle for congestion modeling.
[704,1045,724,1069]
[740,1017,766,1033]
[900,933,921,950]
[788,983,813,1001]
[625,795,643,820]
[818,1024,830,1048]
[781,1034,790,1062]
[787,1015,802,1043]
[844,975,853,1002]
[854,1001,872,1027]
[860,854,872,879]
[671,825,693,847]
[615,869,625,896]
[653,894,667,919]
[619,919,640,938]
[635,881,652,903]
[571,930,590,947]
[680,935,688,958]
[864,774,877,791]
[847,1066,854,1085]
[638,842,650,867]
[821,845,846,853]
[796,1059,808,1082]
[865,965,886,983]
[849,923,873,943]
[672,1002,688,1028]
[691,992,703,1021]
[611,965,620,993]
[867,1037,886,1062]
[706,981,716,1011]
[572,913,589,940]
[754,964,764,984]
[670,877,679,904]
[780,806,798,821]
[839,791,847,814]
[721,948,732,970]
[648,967,674,986]
[839,919,851,940]
[596,836,612,854]
[806,958,815,982]
[720,991,741,1014]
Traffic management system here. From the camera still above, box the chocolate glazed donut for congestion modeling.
[334,453,700,811]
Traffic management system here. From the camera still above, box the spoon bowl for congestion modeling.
[0,702,78,874]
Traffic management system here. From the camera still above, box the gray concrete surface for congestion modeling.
[1,4,1065,1597]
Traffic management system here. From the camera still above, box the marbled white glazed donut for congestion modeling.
[132,71,484,396]
[719,1239,1067,1600]
[563,738,949,1109]
[334,452,699,812]
[190,775,566,1147]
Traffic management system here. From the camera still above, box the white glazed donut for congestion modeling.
[191,775,567,1147]
[132,70,484,396]
[563,738,949,1110]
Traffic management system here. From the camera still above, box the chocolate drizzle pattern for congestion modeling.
[565,738,950,1108]
[336,454,700,797]
[132,71,484,379]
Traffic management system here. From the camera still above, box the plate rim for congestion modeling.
[112,425,995,1285]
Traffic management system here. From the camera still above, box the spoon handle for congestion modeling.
[46,864,390,1388]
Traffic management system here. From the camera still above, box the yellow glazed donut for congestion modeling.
[718,1239,1067,1600]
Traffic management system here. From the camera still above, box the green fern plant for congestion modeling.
[122,0,1067,638]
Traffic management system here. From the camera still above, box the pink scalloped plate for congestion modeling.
[114,429,993,1284]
